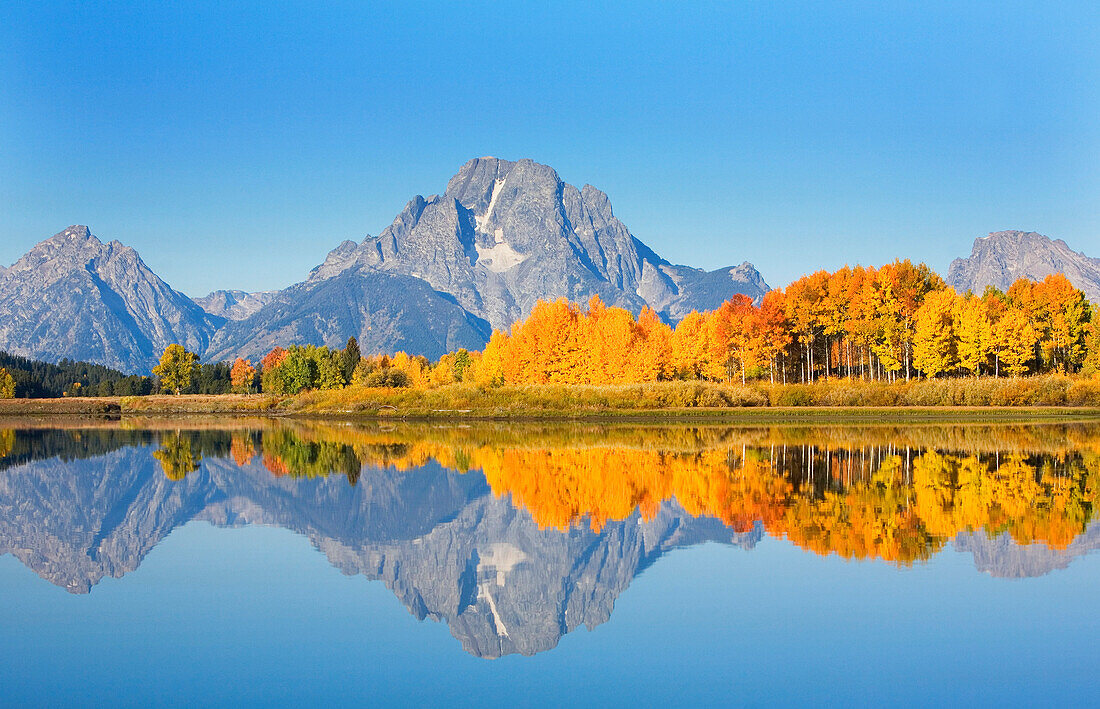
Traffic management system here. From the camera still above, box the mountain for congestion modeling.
[2,159,769,369]
[208,157,769,361]
[947,230,1100,301]
[310,157,769,329]
[194,289,279,320]
[204,270,492,363]
[0,226,223,373]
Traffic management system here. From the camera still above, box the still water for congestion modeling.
[2,419,1100,706]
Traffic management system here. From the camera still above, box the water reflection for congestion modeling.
[1,420,1099,657]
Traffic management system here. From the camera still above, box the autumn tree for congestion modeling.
[757,290,790,383]
[1033,274,1090,372]
[631,307,673,382]
[671,311,710,380]
[711,294,762,384]
[230,358,257,394]
[953,294,992,377]
[473,331,507,386]
[0,368,15,398]
[995,305,1039,376]
[152,344,199,395]
[875,260,945,381]
[912,288,958,378]
[260,347,289,393]
[1082,322,1100,378]
[784,271,827,381]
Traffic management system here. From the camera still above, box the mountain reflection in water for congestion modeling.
[1,420,1099,658]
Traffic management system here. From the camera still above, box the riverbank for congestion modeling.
[3,376,1100,421]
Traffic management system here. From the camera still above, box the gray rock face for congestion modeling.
[305,157,771,332]
[0,226,223,373]
[194,289,279,320]
[202,157,769,362]
[947,230,1100,301]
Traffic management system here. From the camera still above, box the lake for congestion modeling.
[2,418,1100,706]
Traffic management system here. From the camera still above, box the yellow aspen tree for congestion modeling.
[953,293,992,377]
[1035,274,1090,371]
[911,288,958,378]
[152,344,198,395]
[996,305,1039,376]
[474,330,508,386]
[632,307,673,382]
[671,311,709,379]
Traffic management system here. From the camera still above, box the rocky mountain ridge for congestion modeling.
[12,172,1096,374]
[1,158,770,371]
[0,226,223,373]
[204,157,771,363]
[947,230,1100,301]
[193,289,279,321]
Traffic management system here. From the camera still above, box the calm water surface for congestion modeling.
[2,419,1100,706]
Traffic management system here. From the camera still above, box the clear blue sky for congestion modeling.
[2,1,1098,296]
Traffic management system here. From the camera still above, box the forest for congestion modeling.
[0,351,153,398]
[192,260,1100,399]
[0,350,236,398]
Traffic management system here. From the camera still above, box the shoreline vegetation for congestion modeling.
[5,376,1100,420]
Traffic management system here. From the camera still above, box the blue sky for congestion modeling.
[2,1,1098,296]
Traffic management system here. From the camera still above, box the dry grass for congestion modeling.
[4,375,1100,419]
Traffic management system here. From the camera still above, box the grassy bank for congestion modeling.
[3,375,1100,420]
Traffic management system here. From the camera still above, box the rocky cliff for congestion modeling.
[0,226,223,373]
[947,230,1100,301]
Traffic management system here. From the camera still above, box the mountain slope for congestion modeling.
[947,230,1100,300]
[194,289,279,320]
[310,157,770,331]
[5,160,769,369]
[205,269,491,362]
[205,157,768,362]
[0,226,223,373]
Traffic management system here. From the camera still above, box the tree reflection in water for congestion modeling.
[231,421,1100,564]
[2,419,1100,657]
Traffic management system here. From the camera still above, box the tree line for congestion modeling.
[470,262,1096,386]
[0,351,154,398]
[141,261,1100,396]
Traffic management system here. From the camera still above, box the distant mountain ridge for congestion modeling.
[947,230,1100,301]
[205,157,771,364]
[0,158,772,371]
[0,226,222,373]
[25,168,1099,374]
[194,289,279,321]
